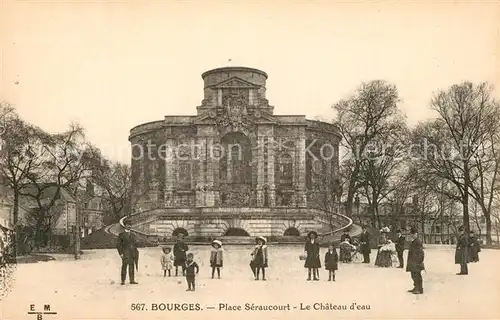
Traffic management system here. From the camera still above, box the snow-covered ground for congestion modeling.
[1,245,499,320]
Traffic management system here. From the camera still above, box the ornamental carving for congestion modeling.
[216,89,253,132]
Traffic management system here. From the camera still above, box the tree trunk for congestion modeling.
[74,196,81,259]
[345,187,355,217]
[485,215,492,245]
[13,189,19,226]
[463,163,471,233]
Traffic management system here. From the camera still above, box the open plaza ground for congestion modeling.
[1,245,499,320]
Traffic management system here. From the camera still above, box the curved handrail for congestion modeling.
[119,214,150,237]
[317,209,354,237]
[119,206,356,238]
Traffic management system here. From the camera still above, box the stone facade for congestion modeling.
[128,67,344,238]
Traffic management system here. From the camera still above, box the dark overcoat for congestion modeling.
[173,240,189,266]
[304,240,321,268]
[468,235,480,262]
[324,249,338,271]
[395,235,405,253]
[116,231,138,264]
[454,234,468,264]
[359,231,371,253]
[406,238,425,272]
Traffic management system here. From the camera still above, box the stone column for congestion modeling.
[136,155,146,210]
[205,137,215,206]
[195,136,206,207]
[267,136,276,207]
[164,138,175,207]
[297,133,307,207]
[256,135,264,206]
[148,160,160,207]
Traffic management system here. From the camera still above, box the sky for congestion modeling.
[1,0,499,164]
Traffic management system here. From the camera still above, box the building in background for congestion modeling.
[81,195,105,236]
[126,66,349,239]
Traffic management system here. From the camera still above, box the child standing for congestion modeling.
[251,236,268,281]
[210,240,223,279]
[161,247,173,277]
[324,243,339,281]
[185,253,199,291]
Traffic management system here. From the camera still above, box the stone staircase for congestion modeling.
[106,206,359,245]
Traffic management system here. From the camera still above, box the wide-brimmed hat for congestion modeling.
[162,246,171,253]
[256,236,267,244]
[212,240,222,247]
[307,230,318,238]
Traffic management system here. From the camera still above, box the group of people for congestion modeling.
[116,220,481,295]
[455,226,481,275]
[302,231,339,281]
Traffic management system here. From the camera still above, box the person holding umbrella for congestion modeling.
[116,220,139,285]
[304,230,321,281]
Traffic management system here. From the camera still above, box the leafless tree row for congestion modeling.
[333,81,500,244]
[0,102,135,247]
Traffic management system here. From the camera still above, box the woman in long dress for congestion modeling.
[304,231,321,280]
[375,228,392,267]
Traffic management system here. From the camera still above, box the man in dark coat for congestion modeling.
[359,225,371,263]
[455,226,469,275]
[395,229,406,268]
[406,227,424,294]
[116,220,139,285]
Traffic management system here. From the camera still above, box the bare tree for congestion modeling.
[413,82,500,239]
[467,124,500,244]
[333,80,406,217]
[0,103,51,226]
[91,160,134,224]
[358,127,409,228]
[19,123,88,247]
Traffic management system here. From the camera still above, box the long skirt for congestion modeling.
[339,248,352,262]
[304,254,321,268]
[375,250,392,267]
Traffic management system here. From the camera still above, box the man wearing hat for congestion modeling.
[455,226,469,275]
[304,230,321,280]
[406,227,424,294]
[359,225,371,263]
[395,230,406,268]
[116,220,139,285]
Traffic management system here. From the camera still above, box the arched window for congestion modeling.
[223,228,250,236]
[278,154,293,186]
[219,133,252,185]
[283,227,300,236]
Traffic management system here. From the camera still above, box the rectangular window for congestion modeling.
[178,162,192,189]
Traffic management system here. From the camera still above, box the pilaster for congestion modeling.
[256,135,264,206]
[297,133,307,207]
[164,138,175,207]
[267,136,276,207]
